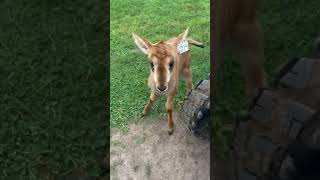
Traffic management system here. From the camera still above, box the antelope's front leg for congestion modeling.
[142,92,157,116]
[165,93,176,135]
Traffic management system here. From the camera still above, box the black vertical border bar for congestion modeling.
[210,0,216,179]
[105,0,111,177]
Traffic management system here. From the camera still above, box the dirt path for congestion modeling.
[110,113,210,180]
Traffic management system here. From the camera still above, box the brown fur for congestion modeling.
[132,29,204,134]
[213,0,266,97]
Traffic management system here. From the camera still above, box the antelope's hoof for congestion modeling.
[141,111,147,117]
[168,127,174,135]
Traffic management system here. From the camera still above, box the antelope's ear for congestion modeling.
[132,33,152,55]
[178,28,189,40]
[170,28,189,47]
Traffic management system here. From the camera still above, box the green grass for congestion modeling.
[0,0,107,179]
[214,0,320,156]
[110,0,210,130]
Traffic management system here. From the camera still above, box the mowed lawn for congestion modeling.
[214,0,320,155]
[110,0,210,130]
[0,0,107,179]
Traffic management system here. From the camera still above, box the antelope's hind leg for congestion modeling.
[233,19,266,98]
[142,92,157,116]
[182,67,193,93]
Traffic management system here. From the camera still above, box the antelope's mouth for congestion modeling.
[156,85,168,92]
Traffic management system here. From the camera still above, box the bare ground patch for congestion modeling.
[110,113,210,180]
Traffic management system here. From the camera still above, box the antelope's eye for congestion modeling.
[150,62,154,71]
[169,61,174,70]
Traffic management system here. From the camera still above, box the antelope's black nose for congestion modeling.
[157,85,167,92]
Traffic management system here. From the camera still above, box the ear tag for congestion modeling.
[178,39,189,54]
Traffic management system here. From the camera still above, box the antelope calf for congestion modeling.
[213,0,266,97]
[132,28,204,135]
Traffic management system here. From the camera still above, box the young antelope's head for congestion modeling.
[132,29,189,92]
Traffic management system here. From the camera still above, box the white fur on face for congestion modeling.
[166,64,172,82]
[152,64,158,83]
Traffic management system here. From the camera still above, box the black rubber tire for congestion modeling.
[232,55,320,180]
[180,74,210,139]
